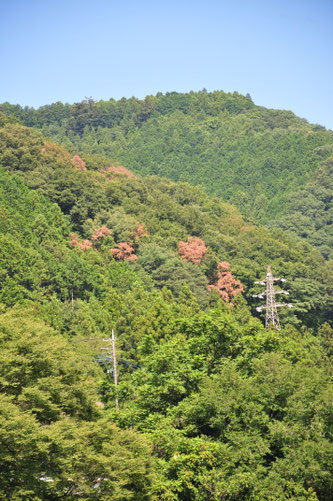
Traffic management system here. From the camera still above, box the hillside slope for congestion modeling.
[1,90,332,261]
[0,115,331,328]
[0,114,332,500]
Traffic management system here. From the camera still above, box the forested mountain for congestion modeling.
[0,115,331,327]
[0,110,332,499]
[1,90,332,259]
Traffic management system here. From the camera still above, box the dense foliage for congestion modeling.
[0,309,154,500]
[0,106,331,499]
[1,90,332,258]
[269,155,333,260]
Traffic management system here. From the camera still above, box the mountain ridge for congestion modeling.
[0,107,332,500]
[1,90,332,259]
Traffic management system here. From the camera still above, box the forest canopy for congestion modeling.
[0,93,332,500]
[1,90,332,260]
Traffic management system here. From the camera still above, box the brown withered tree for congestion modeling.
[209,261,244,304]
[111,242,138,261]
[178,237,207,265]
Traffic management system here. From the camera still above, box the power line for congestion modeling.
[253,265,292,330]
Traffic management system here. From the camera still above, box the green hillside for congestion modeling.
[268,155,333,259]
[0,113,332,499]
[0,116,331,327]
[1,90,332,259]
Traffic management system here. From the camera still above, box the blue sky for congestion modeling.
[1,0,332,129]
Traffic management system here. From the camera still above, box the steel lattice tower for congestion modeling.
[253,265,292,330]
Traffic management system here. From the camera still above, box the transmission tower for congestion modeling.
[253,265,292,330]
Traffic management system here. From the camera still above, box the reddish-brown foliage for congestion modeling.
[91,226,112,242]
[70,226,112,250]
[80,239,93,250]
[69,233,80,247]
[178,237,207,265]
[101,165,135,180]
[72,154,87,171]
[209,261,244,304]
[69,233,93,250]
[132,223,150,241]
[111,242,137,262]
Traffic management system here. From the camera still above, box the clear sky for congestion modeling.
[1,0,332,129]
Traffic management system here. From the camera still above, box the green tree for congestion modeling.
[0,308,155,500]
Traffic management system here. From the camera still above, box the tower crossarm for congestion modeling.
[254,277,286,284]
[254,290,288,296]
